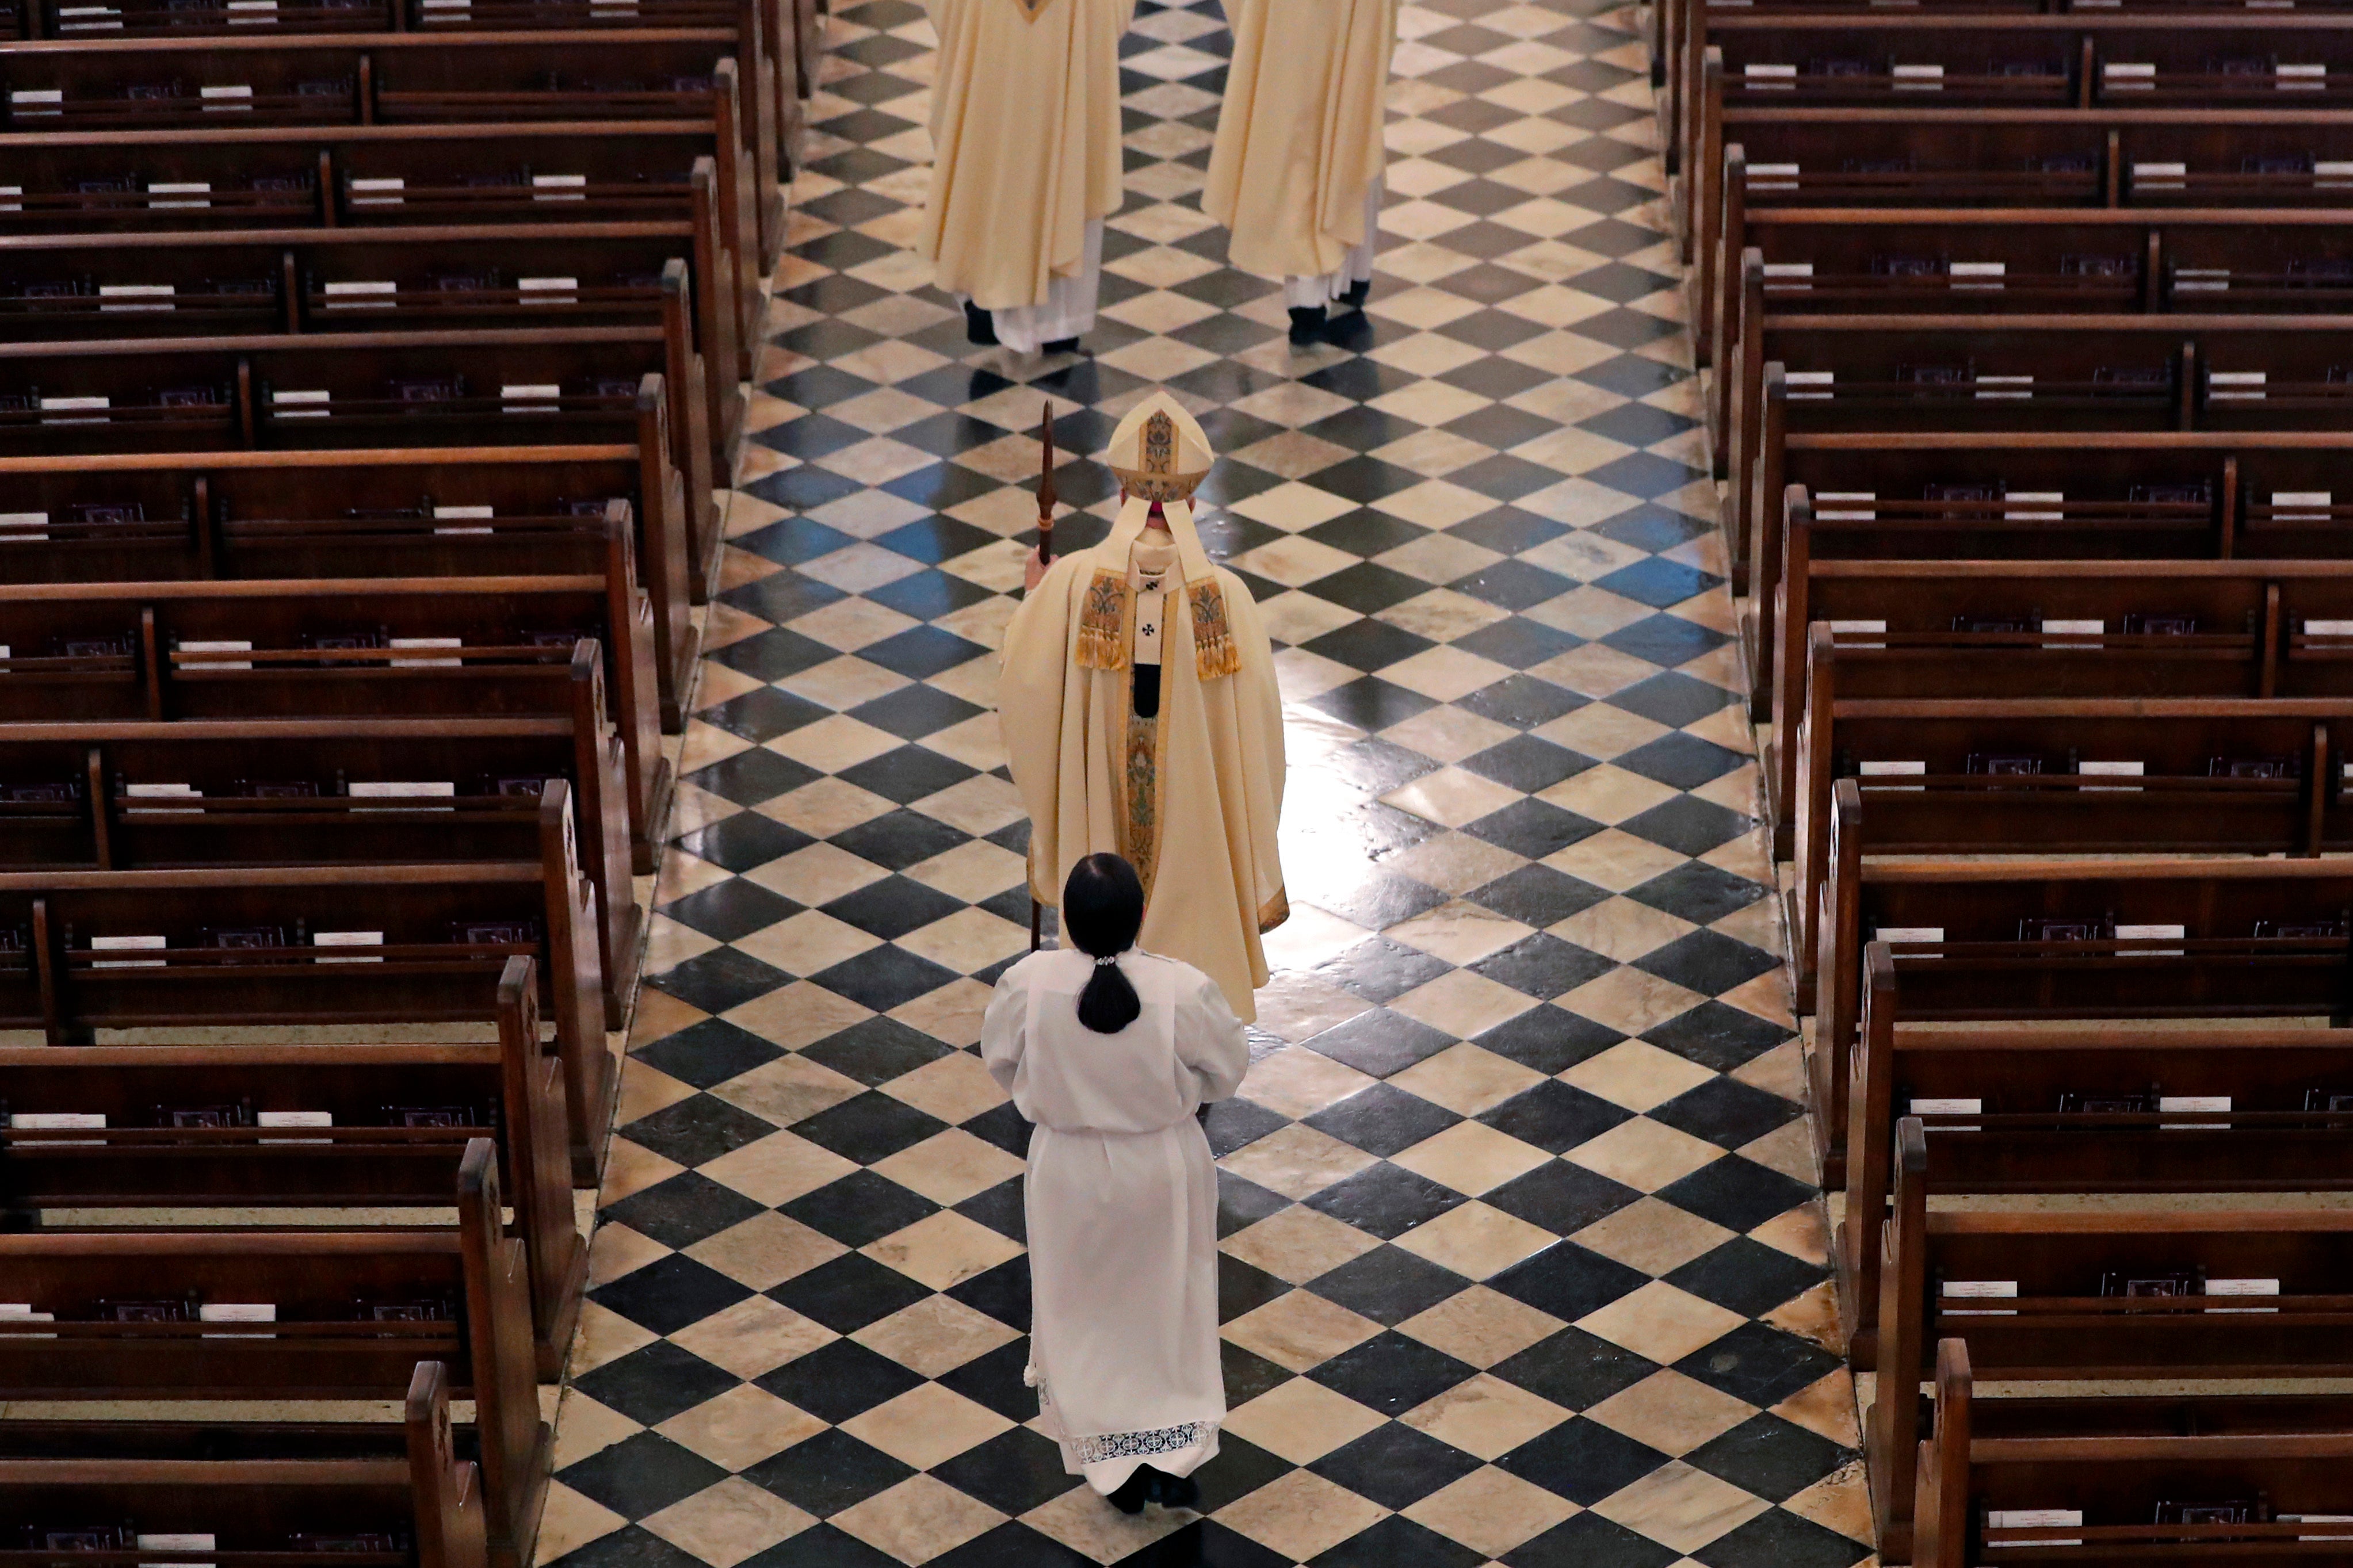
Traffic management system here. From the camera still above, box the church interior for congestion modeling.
[4,0,2351,1563]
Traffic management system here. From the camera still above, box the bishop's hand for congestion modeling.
[1024,546,1050,594]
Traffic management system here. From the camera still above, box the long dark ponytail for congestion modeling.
[1064,852,1144,1034]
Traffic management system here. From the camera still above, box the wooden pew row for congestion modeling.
[1786,686,2353,1004]
[1739,324,2353,724]
[0,1140,548,1568]
[0,120,757,391]
[0,861,610,1182]
[0,957,582,1377]
[0,319,724,627]
[1768,553,2353,858]
[1840,989,2353,1356]
[0,226,738,493]
[1712,208,2353,462]
[1695,106,2353,363]
[1915,1341,2353,1568]
[0,720,640,1018]
[0,1362,491,1568]
[1676,14,2353,257]
[0,448,695,736]
[1867,1120,2353,1561]
[1812,833,2353,1184]
[0,579,667,863]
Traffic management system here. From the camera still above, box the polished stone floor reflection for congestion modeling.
[538,0,1874,1562]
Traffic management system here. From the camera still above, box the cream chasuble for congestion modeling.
[999,401,1287,1022]
[1202,0,1398,284]
[919,0,1131,311]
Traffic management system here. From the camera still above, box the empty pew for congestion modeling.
[0,957,582,1376]
[0,580,667,863]
[0,860,611,1183]
[0,1362,491,1568]
[0,1139,549,1568]
[1811,830,2353,1184]
[1866,1120,2353,1560]
[0,446,695,733]
[0,720,640,1015]
[1914,1340,2353,1568]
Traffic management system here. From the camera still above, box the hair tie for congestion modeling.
[1093,954,1119,966]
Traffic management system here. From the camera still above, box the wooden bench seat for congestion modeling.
[0,580,667,861]
[0,1362,490,1568]
[0,859,610,1183]
[0,1139,548,1568]
[0,957,582,1376]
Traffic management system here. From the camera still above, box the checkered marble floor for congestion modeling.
[538,0,1875,1563]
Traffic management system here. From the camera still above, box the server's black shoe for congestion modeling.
[1287,305,1328,343]
[1042,336,1083,355]
[964,300,998,346]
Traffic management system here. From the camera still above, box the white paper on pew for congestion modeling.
[2279,63,2327,88]
[125,782,201,814]
[2210,370,2268,400]
[200,85,254,109]
[1786,369,1833,400]
[2286,1515,2353,1541]
[201,1302,275,1339]
[226,0,277,21]
[1892,63,1943,90]
[10,1112,104,1128]
[322,280,396,308]
[388,636,461,668]
[0,188,21,212]
[1988,1509,2081,1546]
[2274,489,2333,521]
[99,284,175,314]
[9,90,63,114]
[2043,618,2103,648]
[273,388,331,419]
[1762,262,1813,291]
[1876,925,1945,945]
[2308,619,2353,637]
[1950,261,2006,292]
[1816,491,1875,520]
[136,1533,215,1568]
[1828,617,1886,647]
[349,177,405,205]
[40,396,110,426]
[1744,63,1796,90]
[2116,922,2186,957]
[2079,760,2142,792]
[1942,1279,2018,1315]
[2174,267,2231,293]
[55,6,123,27]
[315,930,384,964]
[502,382,561,412]
[0,645,12,661]
[1859,759,1925,792]
[433,504,494,535]
[1975,374,2032,400]
[257,1108,333,1145]
[2133,160,2188,189]
[1910,1096,1981,1131]
[2103,62,2155,89]
[0,513,48,538]
[532,174,587,202]
[179,638,251,670]
[352,779,456,813]
[2318,162,2353,189]
[2207,1276,2280,1313]
[147,182,211,210]
[2006,490,2062,521]
[520,276,580,304]
[91,934,165,968]
[2159,1093,2230,1129]
[420,0,469,10]
[1746,161,1800,191]
[0,1305,57,1336]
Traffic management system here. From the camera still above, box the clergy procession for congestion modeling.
[16,0,2353,1559]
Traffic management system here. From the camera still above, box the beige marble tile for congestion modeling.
[612,1061,698,1130]
[906,838,1030,904]
[1564,1116,1725,1193]
[567,1301,658,1379]
[722,981,877,1051]
[842,1383,1017,1471]
[656,1386,826,1472]
[1392,1123,1551,1196]
[1379,705,1521,766]
[1556,966,1709,1038]
[732,909,879,977]
[1389,1043,1546,1116]
[1402,1466,1579,1558]
[1235,1047,1380,1118]
[899,907,1030,974]
[1380,768,1524,831]
[1223,1204,1385,1284]
[1549,896,1697,963]
[697,1131,861,1208]
[883,1048,1011,1123]
[533,1482,627,1565]
[1539,827,1690,892]
[1584,1370,1760,1456]
[1214,1468,1392,1560]
[1392,1199,1557,1279]
[683,1211,847,1291]
[872,1129,1027,1206]
[831,1474,1007,1563]
[1378,588,1515,644]
[1562,1039,1721,1113]
[1223,1289,1385,1373]
[863,1210,1025,1292]
[669,1296,837,1381]
[1750,1203,1832,1267]
[595,1138,685,1206]
[853,1294,1021,1379]
[549,1390,639,1470]
[1389,968,1540,1041]
[1380,829,1529,895]
[1592,1462,1771,1554]
[1783,1458,1875,1544]
[1577,1280,1750,1366]
[1403,1372,1571,1460]
[1218,1122,1378,1199]
[1774,1368,1865,1448]
[1397,1285,1567,1370]
[1572,1197,1736,1276]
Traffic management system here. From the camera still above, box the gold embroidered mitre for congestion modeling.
[1105,391,1214,503]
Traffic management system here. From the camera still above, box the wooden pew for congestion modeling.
[0,27,785,250]
[1811,828,2353,1184]
[0,1362,491,1568]
[0,956,582,1375]
[1915,1340,2353,1568]
[1867,1119,2353,1561]
[0,580,667,863]
[0,446,695,735]
[0,1139,549,1568]
[1768,554,2353,856]
[0,316,723,616]
[0,859,611,1184]
[0,720,640,1015]
[1840,970,2353,1357]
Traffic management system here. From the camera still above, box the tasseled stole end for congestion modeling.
[1187,579,1242,681]
[1075,570,1131,671]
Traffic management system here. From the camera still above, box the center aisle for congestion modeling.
[543,0,1874,1562]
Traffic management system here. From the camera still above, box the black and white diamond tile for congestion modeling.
[537,0,1873,1563]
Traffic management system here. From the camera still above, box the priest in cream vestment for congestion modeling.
[1202,0,1399,342]
[999,393,1288,1022]
[919,0,1130,355]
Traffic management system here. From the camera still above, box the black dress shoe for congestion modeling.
[1107,1468,1151,1515]
[964,300,998,346]
[1041,336,1083,355]
[1287,305,1328,343]
[1157,1472,1201,1510]
[1341,277,1371,309]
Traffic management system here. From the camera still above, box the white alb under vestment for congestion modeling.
[980,946,1249,1494]
[1283,177,1382,310]
[981,219,1105,354]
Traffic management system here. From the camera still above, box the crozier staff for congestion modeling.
[981,852,1248,1513]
